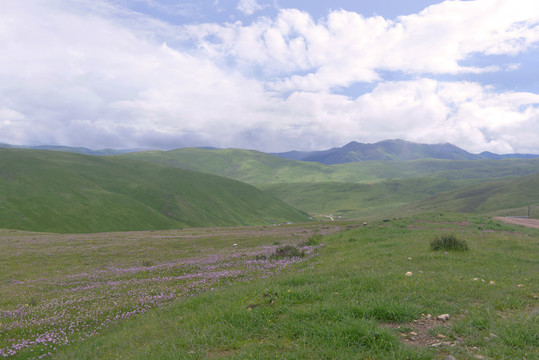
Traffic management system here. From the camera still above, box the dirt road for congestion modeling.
[494,216,539,229]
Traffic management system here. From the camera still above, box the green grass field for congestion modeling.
[260,177,460,220]
[118,148,539,221]
[119,148,539,185]
[407,173,539,216]
[1,214,537,359]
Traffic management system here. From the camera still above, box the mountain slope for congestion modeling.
[260,177,459,219]
[117,148,340,185]
[402,173,539,215]
[117,148,539,220]
[0,143,138,155]
[0,149,309,233]
[119,148,539,185]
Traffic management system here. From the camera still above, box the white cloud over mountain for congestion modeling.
[0,0,538,153]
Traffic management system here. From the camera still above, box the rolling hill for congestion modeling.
[117,148,340,185]
[260,177,460,219]
[0,143,137,155]
[403,172,539,216]
[119,147,539,185]
[118,148,539,219]
[0,149,309,233]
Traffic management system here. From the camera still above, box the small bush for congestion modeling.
[141,260,154,267]
[271,245,305,259]
[301,234,322,246]
[430,234,468,251]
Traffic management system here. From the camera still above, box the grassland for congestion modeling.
[1,214,537,359]
[0,149,308,233]
[119,148,539,220]
[407,173,539,216]
[260,177,461,220]
[119,148,539,185]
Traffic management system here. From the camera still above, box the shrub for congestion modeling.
[271,245,305,259]
[430,234,468,251]
[141,260,154,267]
[301,234,322,246]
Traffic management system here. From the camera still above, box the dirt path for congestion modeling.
[494,216,539,229]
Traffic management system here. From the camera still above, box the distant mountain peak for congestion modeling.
[272,140,539,164]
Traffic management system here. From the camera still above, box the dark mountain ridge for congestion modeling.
[2,139,538,165]
[273,139,539,164]
[0,143,140,156]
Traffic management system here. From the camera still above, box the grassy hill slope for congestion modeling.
[260,177,460,219]
[402,173,539,217]
[118,148,539,219]
[119,148,539,185]
[118,148,339,184]
[0,149,309,233]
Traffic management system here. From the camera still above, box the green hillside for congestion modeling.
[117,148,539,219]
[119,148,539,185]
[261,177,460,219]
[402,173,539,217]
[0,149,309,233]
[118,148,340,184]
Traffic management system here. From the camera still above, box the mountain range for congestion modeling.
[2,139,539,233]
[2,139,538,164]
[272,139,539,164]
[0,143,138,156]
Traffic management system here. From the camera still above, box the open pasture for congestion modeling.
[0,223,338,358]
[1,215,538,359]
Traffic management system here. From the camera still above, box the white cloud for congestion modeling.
[350,79,539,154]
[0,0,538,154]
[237,0,264,16]
[192,0,539,92]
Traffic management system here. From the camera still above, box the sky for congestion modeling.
[1,0,539,154]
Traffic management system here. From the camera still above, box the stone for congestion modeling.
[444,356,457,360]
[437,334,447,339]
[405,271,413,276]
[437,314,450,321]
[489,280,496,285]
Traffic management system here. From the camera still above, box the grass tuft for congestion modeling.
[301,233,322,246]
[430,233,469,251]
[270,245,305,259]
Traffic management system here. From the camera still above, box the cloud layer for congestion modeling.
[1,0,538,153]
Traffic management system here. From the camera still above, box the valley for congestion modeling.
[119,146,539,221]
[1,142,538,359]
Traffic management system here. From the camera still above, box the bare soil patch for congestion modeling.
[494,216,539,229]
[381,314,461,348]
